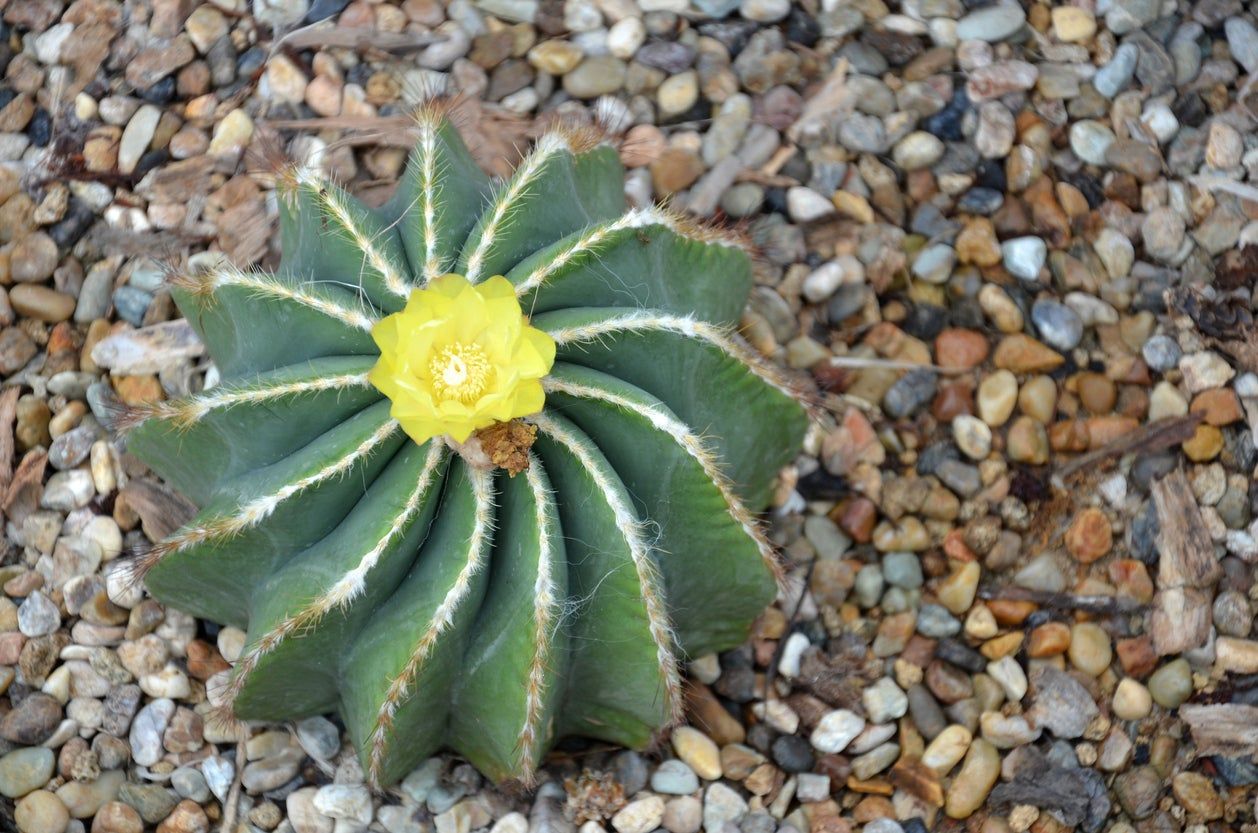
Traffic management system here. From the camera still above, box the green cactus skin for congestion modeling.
[124,110,809,787]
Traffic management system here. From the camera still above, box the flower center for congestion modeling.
[429,342,491,403]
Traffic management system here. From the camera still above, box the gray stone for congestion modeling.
[1001,236,1047,281]
[1069,120,1116,164]
[171,767,211,803]
[18,592,60,637]
[1226,17,1258,74]
[1027,666,1098,739]
[651,760,699,795]
[1031,299,1084,351]
[955,4,1027,42]
[883,369,937,418]
[1105,0,1159,35]
[882,552,924,589]
[0,748,55,798]
[130,699,175,768]
[702,783,747,833]
[296,716,340,761]
[1094,44,1139,98]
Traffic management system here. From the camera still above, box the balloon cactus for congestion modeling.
[122,107,809,787]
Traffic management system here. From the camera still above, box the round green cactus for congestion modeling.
[123,109,808,787]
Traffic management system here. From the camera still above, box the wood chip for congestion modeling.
[117,480,197,543]
[1148,586,1213,657]
[1151,468,1223,589]
[787,58,851,144]
[0,387,20,497]
[1180,704,1258,757]
[2,449,47,526]
[277,25,445,53]
[90,320,205,375]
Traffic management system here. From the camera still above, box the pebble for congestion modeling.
[1031,299,1083,350]
[1069,120,1116,165]
[955,5,1026,42]
[662,797,700,833]
[612,796,664,833]
[810,709,864,753]
[1027,666,1098,738]
[862,678,908,723]
[671,727,722,781]
[57,770,124,819]
[1179,352,1235,394]
[944,739,999,819]
[563,57,627,98]
[1142,207,1186,263]
[1000,236,1046,281]
[18,592,60,637]
[786,187,835,223]
[651,761,699,795]
[977,370,1018,427]
[1112,678,1153,720]
[951,417,991,463]
[702,783,747,833]
[1225,18,1258,74]
[0,747,55,799]
[129,699,175,768]
[118,105,161,175]
[1069,622,1113,676]
[1051,6,1095,42]
[15,790,69,833]
[10,233,58,283]
[892,132,945,171]
[1147,658,1193,708]
[986,656,1027,702]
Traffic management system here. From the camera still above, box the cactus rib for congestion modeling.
[541,371,782,585]
[134,416,401,578]
[188,264,379,332]
[543,311,798,402]
[529,410,683,722]
[366,465,496,785]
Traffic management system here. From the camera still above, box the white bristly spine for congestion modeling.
[517,455,559,781]
[464,133,570,283]
[208,264,378,332]
[296,169,412,301]
[544,312,798,401]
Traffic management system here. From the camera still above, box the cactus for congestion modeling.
[123,108,808,787]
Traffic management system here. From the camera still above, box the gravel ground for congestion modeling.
[0,0,1257,831]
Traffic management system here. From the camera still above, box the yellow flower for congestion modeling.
[369,274,556,444]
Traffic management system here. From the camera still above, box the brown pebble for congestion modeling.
[1027,622,1071,657]
[1189,389,1242,426]
[1116,636,1157,678]
[8,285,76,323]
[1065,507,1112,563]
[113,375,164,406]
[1076,372,1116,414]
[1085,415,1139,449]
[934,329,989,370]
[1182,424,1223,462]
[992,334,1064,373]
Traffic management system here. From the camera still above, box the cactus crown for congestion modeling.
[125,109,809,787]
